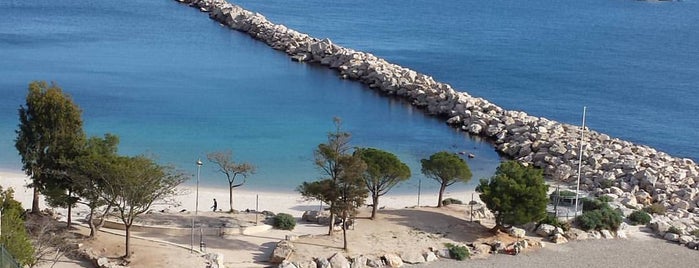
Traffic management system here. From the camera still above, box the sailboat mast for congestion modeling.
[574,106,587,217]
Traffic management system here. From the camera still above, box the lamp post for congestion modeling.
[191,159,203,253]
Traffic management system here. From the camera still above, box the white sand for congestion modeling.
[0,169,479,217]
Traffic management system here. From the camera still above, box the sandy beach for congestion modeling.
[2,169,697,268]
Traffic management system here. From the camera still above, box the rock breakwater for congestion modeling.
[175,0,699,237]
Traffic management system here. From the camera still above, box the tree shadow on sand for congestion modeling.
[380,208,492,242]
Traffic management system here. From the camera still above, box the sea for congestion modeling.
[1,0,697,194]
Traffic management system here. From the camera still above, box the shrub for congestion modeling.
[273,213,296,230]
[667,226,682,235]
[549,190,576,201]
[599,180,614,189]
[539,214,571,231]
[581,198,610,212]
[576,207,623,231]
[627,210,651,225]
[442,198,463,206]
[445,243,469,260]
[597,195,614,203]
[643,203,667,215]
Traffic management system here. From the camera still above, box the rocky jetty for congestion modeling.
[174,0,699,237]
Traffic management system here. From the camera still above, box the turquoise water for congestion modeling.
[1,0,697,192]
[0,0,500,193]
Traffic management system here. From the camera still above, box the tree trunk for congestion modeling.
[327,201,334,235]
[88,206,96,238]
[229,185,234,212]
[124,225,131,258]
[32,185,40,213]
[97,203,113,230]
[437,183,447,208]
[371,195,379,220]
[342,217,348,250]
[66,189,72,227]
[67,204,72,228]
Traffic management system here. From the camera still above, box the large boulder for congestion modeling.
[400,251,425,264]
[270,240,294,263]
[329,252,350,268]
[550,233,568,244]
[600,230,615,239]
[423,252,438,262]
[508,227,526,238]
[302,210,328,223]
[536,224,556,237]
[383,253,403,267]
[350,255,368,268]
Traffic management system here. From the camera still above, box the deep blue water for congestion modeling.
[0,0,500,193]
[1,0,697,193]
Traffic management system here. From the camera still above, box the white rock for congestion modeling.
[423,252,438,262]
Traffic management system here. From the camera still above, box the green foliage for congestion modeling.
[597,195,614,203]
[576,207,623,231]
[581,197,610,212]
[445,243,469,260]
[643,203,667,215]
[477,161,549,228]
[627,210,651,225]
[539,214,571,231]
[599,180,614,189]
[355,148,411,219]
[15,81,86,213]
[441,198,463,206]
[298,118,368,249]
[1,187,36,266]
[554,190,577,197]
[421,151,472,207]
[667,226,682,235]
[101,156,187,258]
[273,213,296,230]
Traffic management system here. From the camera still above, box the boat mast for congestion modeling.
[574,106,587,217]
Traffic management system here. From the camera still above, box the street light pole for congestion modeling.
[195,159,203,251]
[191,159,203,253]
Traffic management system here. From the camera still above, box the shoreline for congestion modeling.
[0,169,480,218]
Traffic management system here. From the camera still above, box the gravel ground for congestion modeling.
[417,236,697,268]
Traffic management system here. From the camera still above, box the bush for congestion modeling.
[643,203,667,215]
[581,198,610,212]
[273,213,296,230]
[627,210,651,225]
[597,195,614,203]
[445,243,469,260]
[667,226,682,235]
[539,214,571,231]
[549,190,576,201]
[576,207,623,231]
[599,180,614,189]
[441,198,463,206]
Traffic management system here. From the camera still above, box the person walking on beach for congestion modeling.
[211,198,217,212]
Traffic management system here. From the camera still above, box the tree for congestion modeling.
[1,187,36,266]
[299,117,352,235]
[68,134,120,237]
[100,156,186,258]
[332,154,368,250]
[476,161,549,230]
[15,81,85,214]
[298,148,367,250]
[355,148,410,219]
[207,150,255,212]
[420,151,472,207]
